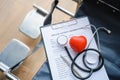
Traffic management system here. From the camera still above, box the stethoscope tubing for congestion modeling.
[83,49,104,71]
[58,26,110,79]
[64,46,104,79]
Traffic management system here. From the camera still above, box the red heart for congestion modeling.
[69,36,87,53]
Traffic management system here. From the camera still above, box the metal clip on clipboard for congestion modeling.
[19,0,75,39]
[0,39,30,80]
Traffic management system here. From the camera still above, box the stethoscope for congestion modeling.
[57,24,111,80]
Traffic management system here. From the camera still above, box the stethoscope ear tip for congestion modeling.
[107,30,111,34]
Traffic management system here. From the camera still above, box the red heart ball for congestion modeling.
[69,36,87,53]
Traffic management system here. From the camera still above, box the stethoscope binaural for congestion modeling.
[57,25,111,80]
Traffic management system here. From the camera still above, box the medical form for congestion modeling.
[41,17,109,80]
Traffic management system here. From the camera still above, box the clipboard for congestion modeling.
[40,17,109,80]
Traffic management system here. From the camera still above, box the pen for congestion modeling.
[60,55,81,77]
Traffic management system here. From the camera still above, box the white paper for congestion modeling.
[41,17,109,80]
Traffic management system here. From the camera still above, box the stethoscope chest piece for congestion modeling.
[85,53,99,65]
[57,35,68,46]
